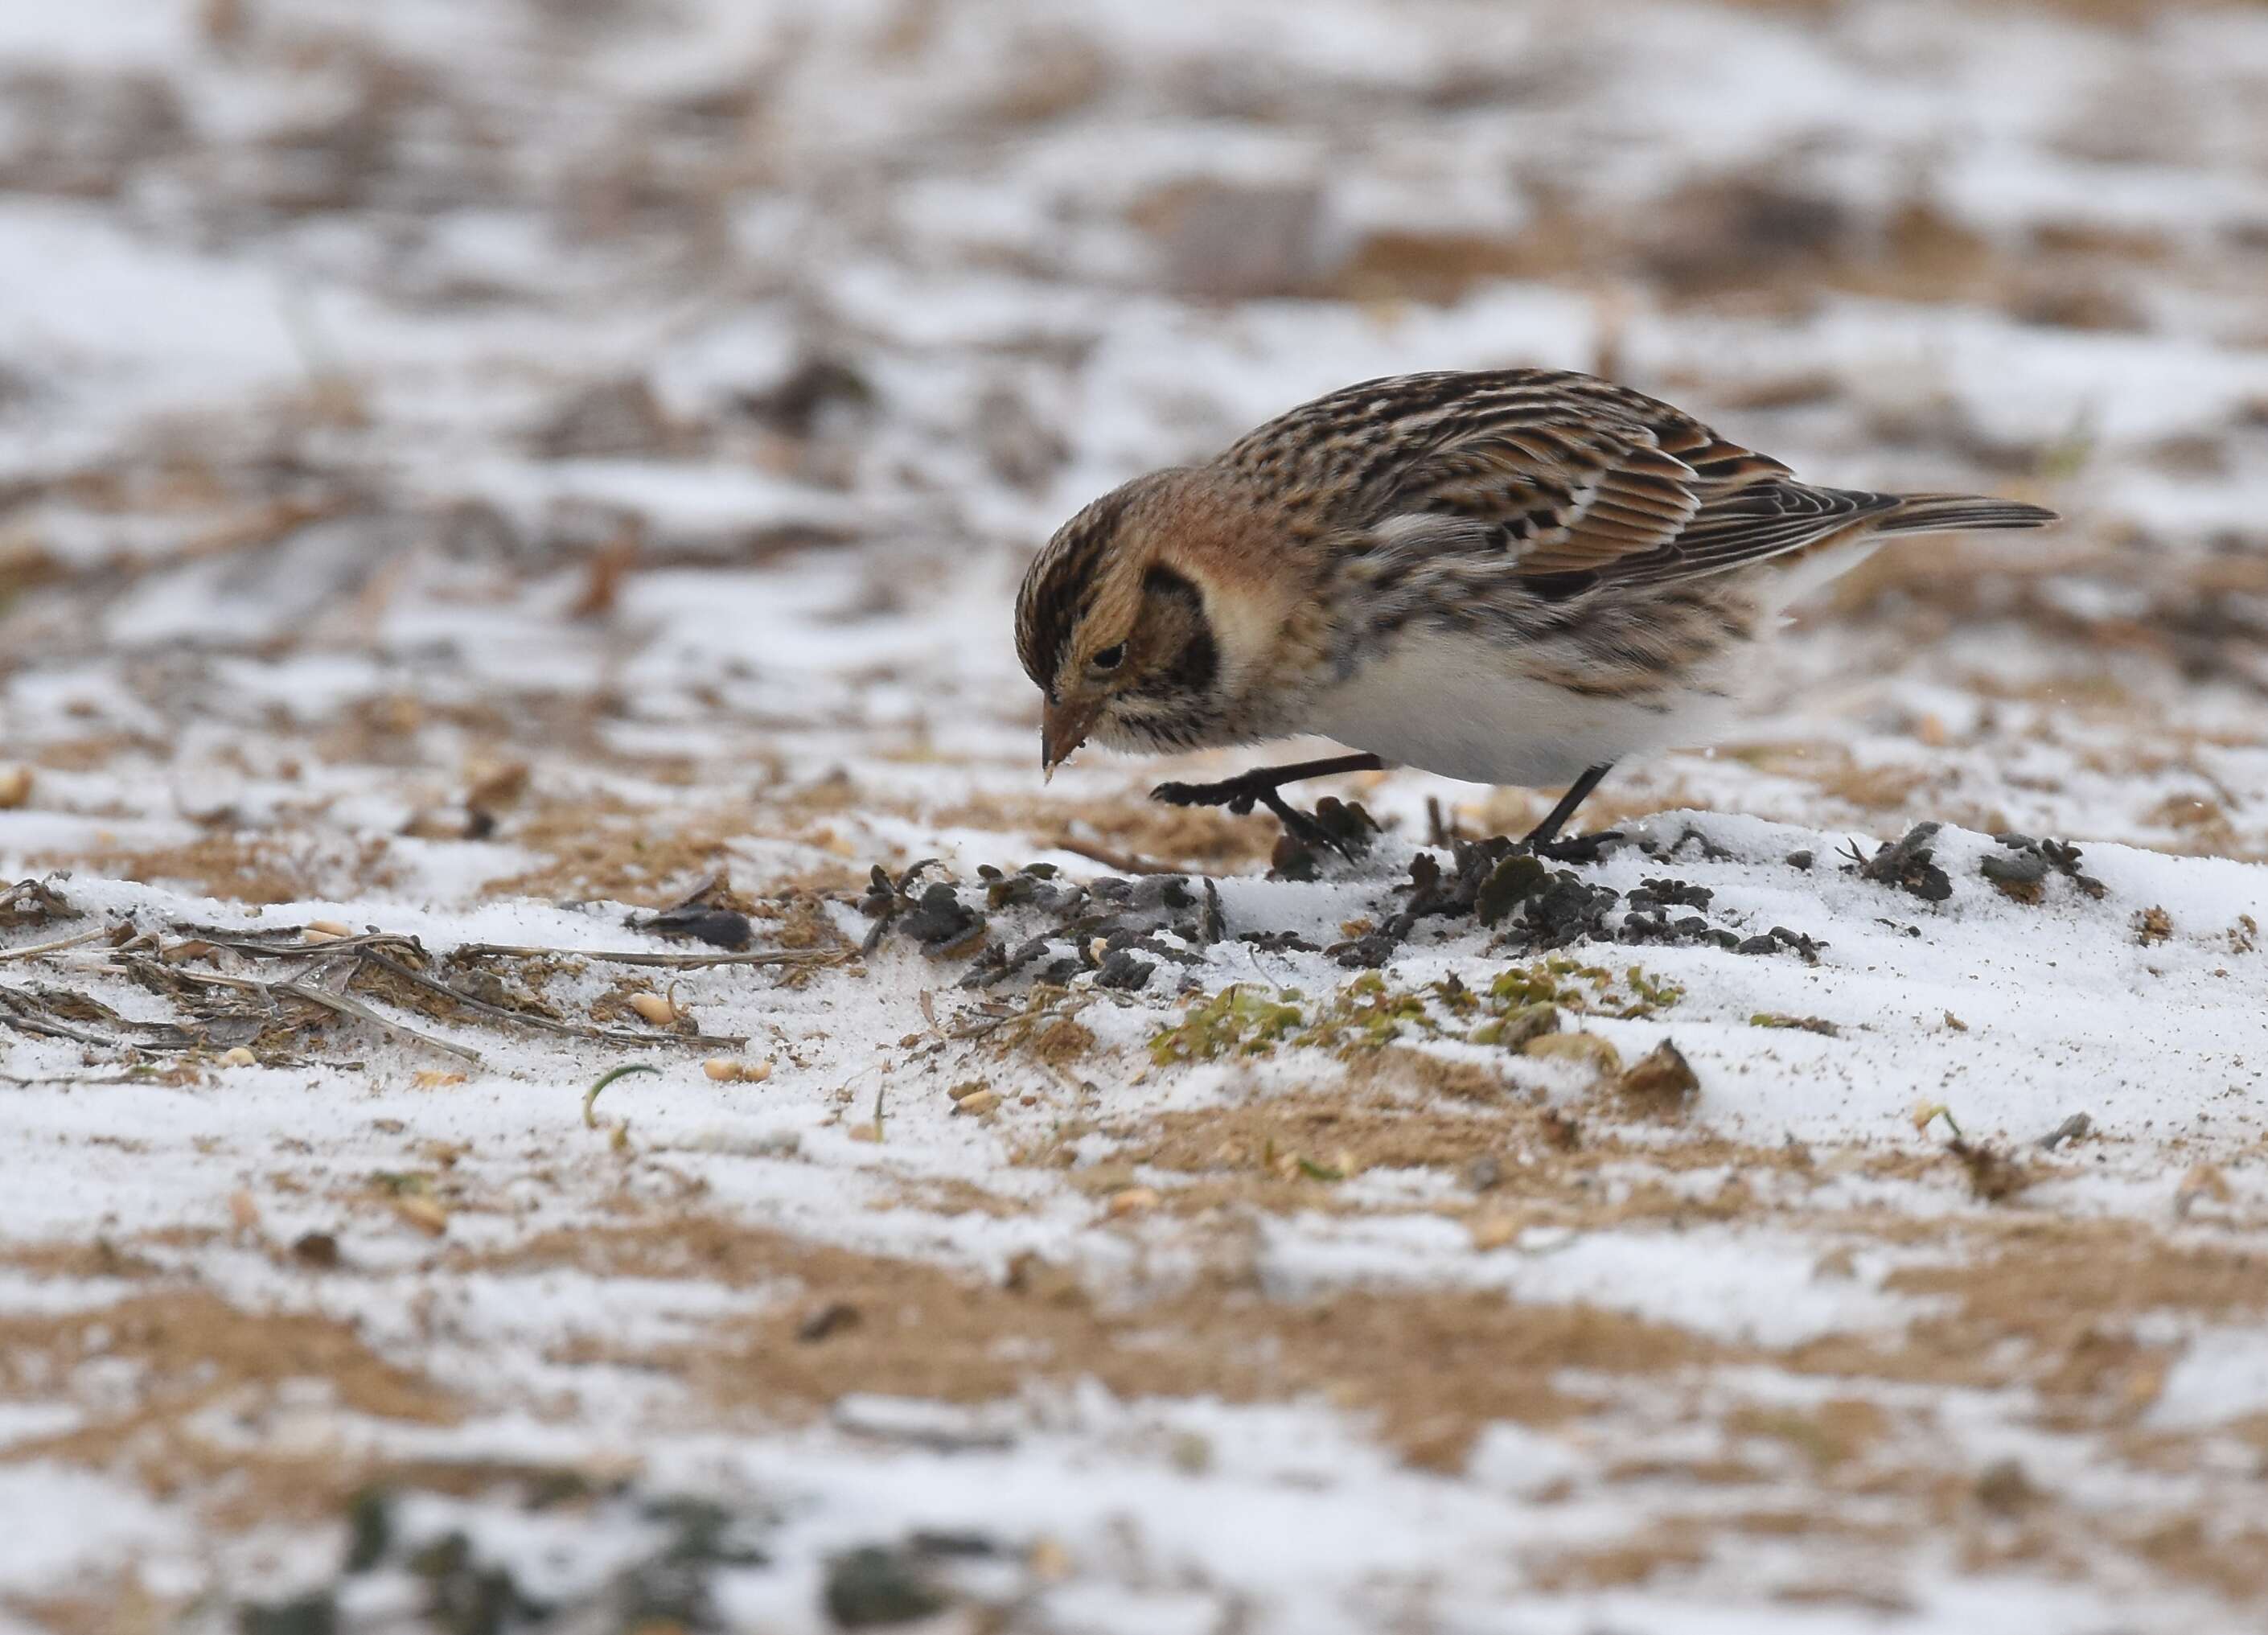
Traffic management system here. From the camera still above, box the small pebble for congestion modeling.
[392,1195,449,1235]
[1974,1457,2038,1515]
[1613,1040,1699,1115]
[823,1547,945,1627]
[796,1301,861,1343]
[1522,1032,1621,1075]
[1469,1213,1518,1251]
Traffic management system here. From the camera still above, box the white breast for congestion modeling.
[1300,625,1736,788]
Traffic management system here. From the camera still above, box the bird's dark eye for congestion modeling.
[1091,643,1126,672]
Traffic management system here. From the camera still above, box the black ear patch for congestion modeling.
[1017,486,1140,695]
[1140,566,1218,696]
[1141,565,1198,603]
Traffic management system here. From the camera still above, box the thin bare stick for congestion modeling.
[0,1002,121,1049]
[451,943,844,971]
[128,963,267,997]
[273,978,486,1066]
[355,948,747,1050]
[191,931,420,963]
[125,959,483,1066]
[0,926,111,963]
[0,1072,147,1087]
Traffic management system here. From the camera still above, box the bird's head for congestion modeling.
[1015,469,1272,777]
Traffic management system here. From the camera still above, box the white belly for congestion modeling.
[1300,626,1734,787]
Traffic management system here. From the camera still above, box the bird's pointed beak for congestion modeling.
[1040,695,1102,783]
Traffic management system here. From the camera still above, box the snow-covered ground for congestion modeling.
[4,1,2268,1629]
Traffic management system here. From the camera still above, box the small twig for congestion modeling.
[452,943,844,971]
[191,930,421,963]
[0,996,121,1050]
[126,960,305,1013]
[0,926,112,963]
[187,923,844,973]
[1049,835,1189,876]
[947,991,1092,1043]
[0,1072,150,1087]
[355,948,747,1050]
[274,978,486,1066]
[127,959,483,1066]
[127,963,269,998]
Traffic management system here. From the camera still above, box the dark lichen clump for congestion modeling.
[236,1481,782,1635]
[1981,832,2106,903]
[859,821,1828,997]
[1334,836,1818,968]
[1846,822,1954,902]
[859,859,1222,993]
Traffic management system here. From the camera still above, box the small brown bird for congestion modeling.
[1016,369,2055,855]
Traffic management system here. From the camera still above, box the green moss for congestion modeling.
[1148,985,1309,1065]
[1623,966,1685,1013]
[1297,971,1438,1051]
[1150,961,1679,1069]
[1487,956,1679,1017]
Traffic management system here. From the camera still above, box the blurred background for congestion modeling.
[4,0,2268,902]
[9,6,2268,1627]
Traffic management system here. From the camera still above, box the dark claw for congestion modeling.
[1152,778,1244,811]
[1151,776,1265,817]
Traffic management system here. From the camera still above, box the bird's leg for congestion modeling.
[1152,753,1386,857]
[1518,762,1615,861]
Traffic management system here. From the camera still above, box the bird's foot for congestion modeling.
[1152,774,1373,862]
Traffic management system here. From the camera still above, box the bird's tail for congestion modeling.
[1874,494,2060,536]
[1752,491,2057,615]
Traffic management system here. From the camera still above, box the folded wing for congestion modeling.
[1221,369,2048,594]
